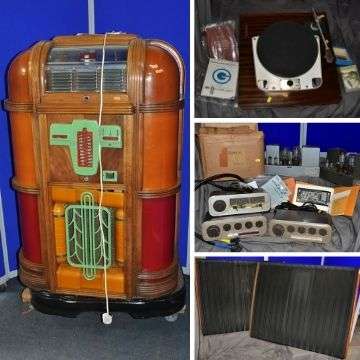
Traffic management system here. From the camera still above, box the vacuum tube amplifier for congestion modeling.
[320,148,360,185]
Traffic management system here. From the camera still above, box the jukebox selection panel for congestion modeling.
[47,114,125,184]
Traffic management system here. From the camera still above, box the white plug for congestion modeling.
[102,312,113,325]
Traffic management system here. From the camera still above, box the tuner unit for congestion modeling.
[208,190,271,217]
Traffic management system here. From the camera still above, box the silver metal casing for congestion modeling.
[269,209,332,244]
[208,191,271,217]
[292,183,334,213]
[202,214,267,242]
[265,165,320,177]
[301,147,320,167]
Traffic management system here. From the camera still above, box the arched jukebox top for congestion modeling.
[5,34,184,306]
[7,33,183,105]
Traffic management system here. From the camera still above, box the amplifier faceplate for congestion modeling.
[202,214,267,242]
[292,183,334,213]
[208,191,271,217]
[269,209,332,244]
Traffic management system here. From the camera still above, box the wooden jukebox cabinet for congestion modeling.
[5,34,185,318]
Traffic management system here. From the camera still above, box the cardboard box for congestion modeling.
[200,123,258,131]
[198,127,264,179]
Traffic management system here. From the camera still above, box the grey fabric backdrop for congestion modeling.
[195,0,360,117]
[198,331,347,360]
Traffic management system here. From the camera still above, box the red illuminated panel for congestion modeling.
[17,193,42,264]
[77,128,93,167]
[142,196,176,272]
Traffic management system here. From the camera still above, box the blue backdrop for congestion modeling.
[206,257,360,267]
[94,0,190,266]
[0,1,88,281]
[0,1,189,280]
[259,123,301,149]
[307,123,360,152]
[259,123,360,152]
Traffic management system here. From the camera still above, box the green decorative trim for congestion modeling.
[102,170,118,182]
[65,192,112,280]
[50,119,122,176]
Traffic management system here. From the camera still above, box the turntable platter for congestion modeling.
[257,21,318,78]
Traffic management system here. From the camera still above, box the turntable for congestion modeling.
[252,21,322,91]
[238,12,341,108]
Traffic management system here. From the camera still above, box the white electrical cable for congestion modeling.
[98,32,112,325]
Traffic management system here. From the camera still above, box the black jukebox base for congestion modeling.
[29,276,186,319]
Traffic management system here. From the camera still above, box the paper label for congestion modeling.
[261,175,289,208]
[201,58,239,99]
[219,147,245,167]
[247,181,259,189]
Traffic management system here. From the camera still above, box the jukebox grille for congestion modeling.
[45,67,127,92]
[45,45,128,92]
[47,71,72,92]
[65,192,113,280]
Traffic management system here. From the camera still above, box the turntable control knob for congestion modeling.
[272,224,285,236]
[207,225,220,238]
[213,200,226,213]
[287,80,294,87]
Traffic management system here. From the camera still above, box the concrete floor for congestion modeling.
[0,277,189,360]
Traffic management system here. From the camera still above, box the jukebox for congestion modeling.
[5,33,185,319]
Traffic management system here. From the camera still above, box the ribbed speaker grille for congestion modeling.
[251,263,358,358]
[197,259,257,335]
[45,66,127,92]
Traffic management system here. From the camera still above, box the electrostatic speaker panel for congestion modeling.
[250,263,358,359]
[197,259,257,336]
